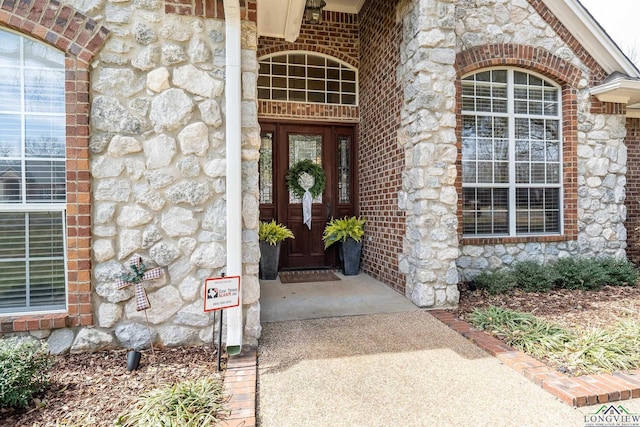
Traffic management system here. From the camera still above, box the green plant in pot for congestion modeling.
[259,220,294,280]
[322,216,365,275]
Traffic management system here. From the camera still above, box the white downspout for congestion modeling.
[224,0,243,356]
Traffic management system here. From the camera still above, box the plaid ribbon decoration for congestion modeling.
[116,257,164,311]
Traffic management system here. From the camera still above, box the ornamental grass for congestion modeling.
[115,377,229,427]
[469,306,640,375]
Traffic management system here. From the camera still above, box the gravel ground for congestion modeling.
[257,311,640,427]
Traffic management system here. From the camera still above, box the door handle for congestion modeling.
[326,202,332,222]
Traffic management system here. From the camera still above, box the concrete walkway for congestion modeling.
[260,272,418,322]
[257,311,640,426]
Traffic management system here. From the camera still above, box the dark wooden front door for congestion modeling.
[259,122,357,270]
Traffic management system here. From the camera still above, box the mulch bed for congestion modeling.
[1,346,227,427]
[452,284,640,331]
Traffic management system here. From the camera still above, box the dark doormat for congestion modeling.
[279,271,341,284]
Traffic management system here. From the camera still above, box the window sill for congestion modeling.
[0,313,68,334]
[462,234,567,245]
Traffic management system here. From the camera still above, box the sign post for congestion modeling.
[204,275,241,371]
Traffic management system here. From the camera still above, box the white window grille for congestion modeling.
[461,68,562,237]
[0,28,67,314]
[258,51,358,106]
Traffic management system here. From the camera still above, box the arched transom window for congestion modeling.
[258,51,358,106]
[461,68,562,237]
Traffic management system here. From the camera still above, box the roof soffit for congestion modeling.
[256,0,362,41]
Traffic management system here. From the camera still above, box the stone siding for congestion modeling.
[455,0,587,71]
[91,15,259,351]
[397,0,460,307]
[2,0,636,350]
[452,0,628,281]
[39,1,258,352]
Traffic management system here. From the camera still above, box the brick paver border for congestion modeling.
[430,310,640,407]
[220,349,257,427]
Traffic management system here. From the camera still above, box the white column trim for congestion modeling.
[224,0,243,355]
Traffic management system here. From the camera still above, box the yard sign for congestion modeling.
[203,276,241,312]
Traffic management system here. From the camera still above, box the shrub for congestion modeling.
[116,377,228,427]
[512,261,555,292]
[0,338,52,409]
[597,258,639,287]
[469,256,639,295]
[553,258,609,290]
[473,269,516,295]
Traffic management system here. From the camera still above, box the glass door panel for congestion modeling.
[288,134,323,203]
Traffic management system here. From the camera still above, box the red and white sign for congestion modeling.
[203,276,241,312]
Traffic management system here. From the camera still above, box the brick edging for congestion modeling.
[430,310,640,407]
[221,349,257,427]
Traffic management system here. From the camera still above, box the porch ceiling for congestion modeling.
[256,0,364,42]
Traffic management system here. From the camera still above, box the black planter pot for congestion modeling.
[127,350,141,371]
[259,241,281,280]
[340,238,363,276]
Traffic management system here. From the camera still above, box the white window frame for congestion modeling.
[0,28,67,315]
[257,50,359,106]
[461,67,564,238]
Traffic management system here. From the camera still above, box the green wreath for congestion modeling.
[286,159,326,199]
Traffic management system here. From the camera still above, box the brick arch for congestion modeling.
[0,0,109,62]
[456,44,583,88]
[0,0,109,332]
[257,44,358,69]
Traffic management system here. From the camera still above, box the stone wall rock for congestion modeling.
[115,322,156,350]
[70,329,114,354]
[71,1,262,351]
[43,0,628,350]
[47,329,76,355]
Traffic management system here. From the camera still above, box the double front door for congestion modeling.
[259,122,357,270]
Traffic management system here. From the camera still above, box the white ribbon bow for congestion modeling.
[303,190,312,230]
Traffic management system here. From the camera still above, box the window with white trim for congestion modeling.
[0,28,67,314]
[258,51,358,105]
[461,68,562,237]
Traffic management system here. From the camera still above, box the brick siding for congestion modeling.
[256,4,406,294]
[0,0,108,334]
[626,118,640,263]
[165,0,256,21]
[358,0,405,294]
[257,101,359,123]
[590,99,627,115]
[259,11,358,67]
